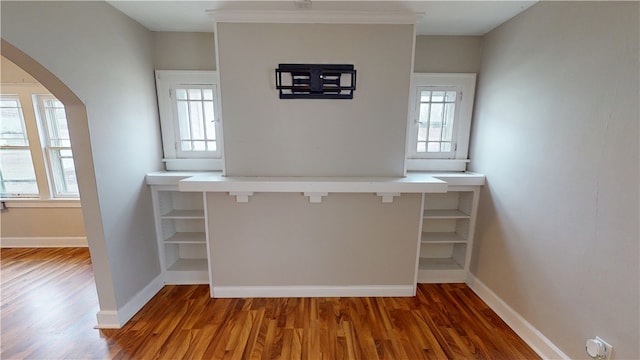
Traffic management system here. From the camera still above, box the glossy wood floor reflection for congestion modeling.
[1,248,540,359]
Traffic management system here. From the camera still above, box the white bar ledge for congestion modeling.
[376,192,401,203]
[304,192,328,203]
[178,173,448,194]
[229,191,254,203]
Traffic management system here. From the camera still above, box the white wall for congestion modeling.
[208,192,421,287]
[207,22,418,290]
[469,2,639,358]
[217,23,414,177]
[414,35,482,73]
[153,32,216,70]
[1,1,164,325]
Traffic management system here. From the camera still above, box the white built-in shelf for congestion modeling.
[150,184,209,285]
[161,209,205,219]
[164,232,206,244]
[421,232,467,244]
[419,257,463,271]
[417,187,480,284]
[167,258,208,272]
[423,209,470,219]
[178,172,456,203]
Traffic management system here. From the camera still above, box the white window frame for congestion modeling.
[0,84,80,202]
[33,94,78,198]
[0,94,39,197]
[155,70,224,171]
[406,73,476,172]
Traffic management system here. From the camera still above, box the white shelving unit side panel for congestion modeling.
[456,186,480,273]
[203,192,215,297]
[150,185,174,278]
[412,193,427,291]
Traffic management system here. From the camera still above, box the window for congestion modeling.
[406,73,476,172]
[0,95,38,196]
[155,70,223,171]
[174,87,219,157]
[34,95,78,197]
[0,86,79,199]
[415,89,458,157]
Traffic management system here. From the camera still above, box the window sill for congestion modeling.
[163,158,224,171]
[406,159,470,172]
[0,198,81,208]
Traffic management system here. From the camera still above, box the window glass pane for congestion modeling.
[207,141,217,152]
[203,89,213,100]
[60,149,73,157]
[427,142,440,152]
[420,91,431,102]
[441,143,452,152]
[181,140,192,151]
[192,140,206,151]
[176,101,191,141]
[0,99,19,107]
[189,102,204,139]
[175,89,187,100]
[43,101,71,147]
[44,98,63,108]
[418,103,430,124]
[188,89,202,100]
[431,91,445,102]
[60,158,78,193]
[0,96,28,146]
[445,91,456,102]
[48,148,78,196]
[417,142,426,153]
[442,103,455,141]
[0,149,38,196]
[417,124,427,142]
[428,103,444,141]
[204,102,216,140]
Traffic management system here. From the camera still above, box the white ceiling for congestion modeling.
[107,1,537,36]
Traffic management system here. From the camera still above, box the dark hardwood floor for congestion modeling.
[0,247,540,359]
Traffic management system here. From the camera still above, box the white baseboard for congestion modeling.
[466,274,570,360]
[95,274,164,329]
[95,310,121,329]
[0,236,88,248]
[212,285,414,298]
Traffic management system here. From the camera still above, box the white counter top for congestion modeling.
[177,172,452,194]
[146,171,485,193]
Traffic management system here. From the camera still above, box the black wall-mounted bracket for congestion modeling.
[275,64,356,99]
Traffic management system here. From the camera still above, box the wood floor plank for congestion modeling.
[1,248,541,359]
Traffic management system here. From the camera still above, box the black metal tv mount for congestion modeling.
[275,64,356,99]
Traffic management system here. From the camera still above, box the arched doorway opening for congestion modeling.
[1,38,116,326]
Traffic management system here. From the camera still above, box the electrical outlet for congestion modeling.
[586,336,613,360]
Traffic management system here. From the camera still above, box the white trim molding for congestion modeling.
[1,199,81,208]
[208,10,424,25]
[0,236,87,248]
[95,310,120,329]
[466,274,570,360]
[212,285,415,298]
[95,275,164,329]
